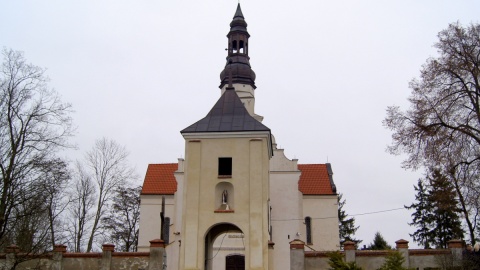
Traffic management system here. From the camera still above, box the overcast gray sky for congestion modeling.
[1,0,479,249]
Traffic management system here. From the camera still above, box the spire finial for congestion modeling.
[233,3,244,19]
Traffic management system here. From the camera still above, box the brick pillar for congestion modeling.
[268,241,275,270]
[343,241,356,263]
[290,239,305,270]
[5,245,20,269]
[395,239,409,268]
[52,244,67,270]
[148,239,165,270]
[448,239,463,266]
[101,243,115,270]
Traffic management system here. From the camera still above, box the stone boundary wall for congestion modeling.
[0,239,165,270]
[291,238,471,270]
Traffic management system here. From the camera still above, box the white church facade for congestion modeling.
[137,4,339,270]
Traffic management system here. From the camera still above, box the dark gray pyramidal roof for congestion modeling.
[181,88,270,133]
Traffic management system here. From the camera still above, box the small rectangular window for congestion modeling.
[218,157,232,177]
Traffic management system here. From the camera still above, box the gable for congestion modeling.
[298,164,336,195]
[141,163,178,195]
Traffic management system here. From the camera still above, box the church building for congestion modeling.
[138,4,339,270]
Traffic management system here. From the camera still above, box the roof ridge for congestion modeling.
[148,163,178,165]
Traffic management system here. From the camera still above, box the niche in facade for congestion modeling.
[215,182,234,212]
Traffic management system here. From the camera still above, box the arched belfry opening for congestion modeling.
[229,37,247,55]
[204,223,245,270]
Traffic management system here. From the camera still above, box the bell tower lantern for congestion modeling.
[220,4,261,121]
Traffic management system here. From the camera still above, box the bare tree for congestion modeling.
[0,48,73,254]
[83,138,136,252]
[36,158,71,247]
[67,161,96,252]
[384,22,480,244]
[102,185,141,252]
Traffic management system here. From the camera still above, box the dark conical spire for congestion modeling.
[219,4,256,89]
[230,4,247,32]
[234,3,244,19]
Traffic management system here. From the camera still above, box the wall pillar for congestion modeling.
[343,241,356,263]
[448,239,463,266]
[51,244,67,270]
[148,239,166,270]
[101,243,115,270]
[290,239,305,270]
[268,241,275,270]
[5,245,20,269]
[395,239,409,268]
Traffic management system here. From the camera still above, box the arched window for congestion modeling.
[305,216,312,244]
[232,40,238,53]
[239,40,244,53]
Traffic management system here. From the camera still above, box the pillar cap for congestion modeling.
[289,239,305,249]
[150,239,166,248]
[447,239,463,249]
[102,243,115,252]
[5,245,20,253]
[343,241,356,250]
[395,239,409,249]
[53,244,67,253]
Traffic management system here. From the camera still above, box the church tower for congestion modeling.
[138,3,340,270]
[219,4,262,122]
[178,4,273,270]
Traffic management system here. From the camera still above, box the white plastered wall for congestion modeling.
[136,160,184,270]
[137,194,175,251]
[302,195,340,251]
[269,145,303,270]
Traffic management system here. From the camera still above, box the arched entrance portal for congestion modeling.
[204,223,245,270]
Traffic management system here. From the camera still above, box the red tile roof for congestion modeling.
[298,164,335,195]
[141,164,178,195]
[141,163,335,196]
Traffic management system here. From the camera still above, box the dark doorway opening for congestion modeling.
[226,254,245,270]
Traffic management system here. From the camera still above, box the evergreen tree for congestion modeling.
[338,193,361,246]
[377,251,410,270]
[368,232,391,250]
[427,169,463,248]
[405,179,434,248]
[327,251,363,270]
[405,169,464,249]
